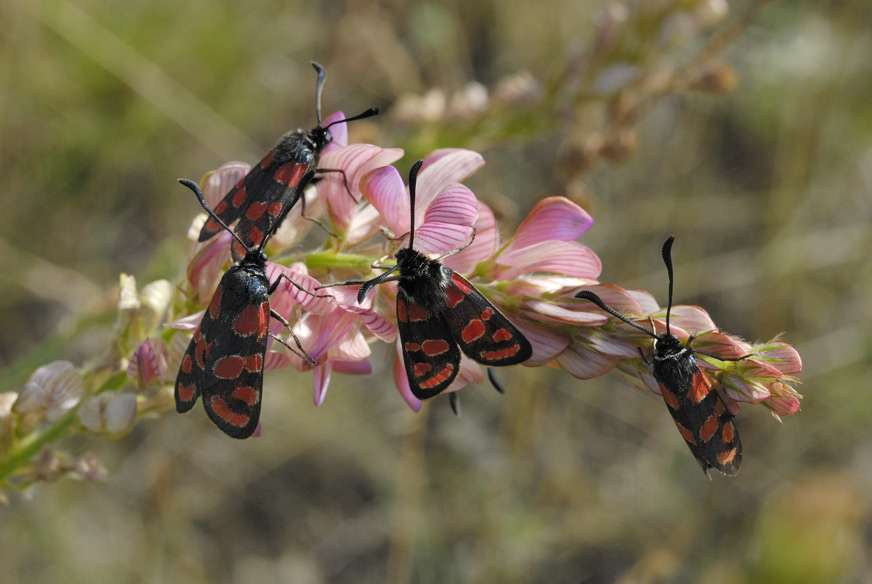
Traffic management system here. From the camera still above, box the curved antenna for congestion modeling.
[406,159,424,251]
[323,107,379,131]
[661,235,676,335]
[178,178,259,256]
[574,291,657,340]
[311,62,327,127]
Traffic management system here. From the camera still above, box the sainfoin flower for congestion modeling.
[152,141,801,448]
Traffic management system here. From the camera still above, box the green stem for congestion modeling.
[304,251,377,272]
[0,408,77,486]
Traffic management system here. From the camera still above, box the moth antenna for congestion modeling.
[574,291,657,340]
[179,178,256,255]
[311,62,327,128]
[323,107,380,131]
[407,159,424,251]
[661,235,676,335]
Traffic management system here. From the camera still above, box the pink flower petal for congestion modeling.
[443,201,498,273]
[494,241,602,280]
[755,341,803,375]
[334,359,372,375]
[656,305,717,333]
[513,320,570,364]
[362,165,409,238]
[165,311,203,331]
[523,300,608,325]
[187,232,232,303]
[330,330,371,362]
[264,350,291,371]
[556,343,619,380]
[507,196,594,249]
[414,223,476,256]
[693,331,752,360]
[322,111,347,152]
[765,388,802,416]
[318,145,405,232]
[313,361,333,407]
[415,149,485,211]
[393,347,422,412]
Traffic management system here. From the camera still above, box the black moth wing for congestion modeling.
[441,269,533,367]
[396,285,463,400]
[653,349,742,476]
[198,131,321,260]
[175,260,271,439]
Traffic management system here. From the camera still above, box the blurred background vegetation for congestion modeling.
[1,0,871,582]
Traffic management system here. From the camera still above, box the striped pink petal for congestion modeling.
[443,201,498,273]
[319,144,404,232]
[415,149,485,211]
[321,111,347,153]
[362,165,409,238]
[507,197,594,249]
[513,320,570,365]
[556,343,619,380]
[494,241,602,280]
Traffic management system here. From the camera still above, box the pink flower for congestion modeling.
[127,337,169,390]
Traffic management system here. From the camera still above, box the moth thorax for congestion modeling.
[654,333,684,357]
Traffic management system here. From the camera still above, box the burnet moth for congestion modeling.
[199,62,379,260]
[575,235,747,476]
[175,178,313,439]
[356,160,533,401]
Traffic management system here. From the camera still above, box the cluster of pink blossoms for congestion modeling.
[123,112,801,425]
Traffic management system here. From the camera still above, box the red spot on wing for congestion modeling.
[422,339,450,356]
[275,162,306,186]
[480,307,495,321]
[231,240,247,260]
[245,354,263,373]
[213,355,245,379]
[462,320,485,343]
[209,395,250,427]
[445,285,464,308]
[246,202,268,221]
[181,354,193,374]
[268,201,282,217]
[177,383,196,403]
[717,448,738,466]
[232,187,247,208]
[689,369,712,403]
[450,273,471,293]
[408,303,429,322]
[233,304,267,337]
[195,336,211,369]
[260,149,276,169]
[660,385,680,410]
[714,398,726,416]
[419,364,454,389]
[722,421,735,443]
[209,285,223,319]
[215,201,228,215]
[231,385,259,406]
[675,422,697,446]
[492,328,512,342]
[700,415,719,443]
[482,345,520,361]
[413,363,432,377]
[249,227,264,246]
[205,218,222,234]
[397,299,409,323]
[404,342,420,352]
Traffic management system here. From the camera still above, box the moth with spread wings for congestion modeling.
[576,236,748,476]
[356,160,533,400]
[198,62,378,260]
